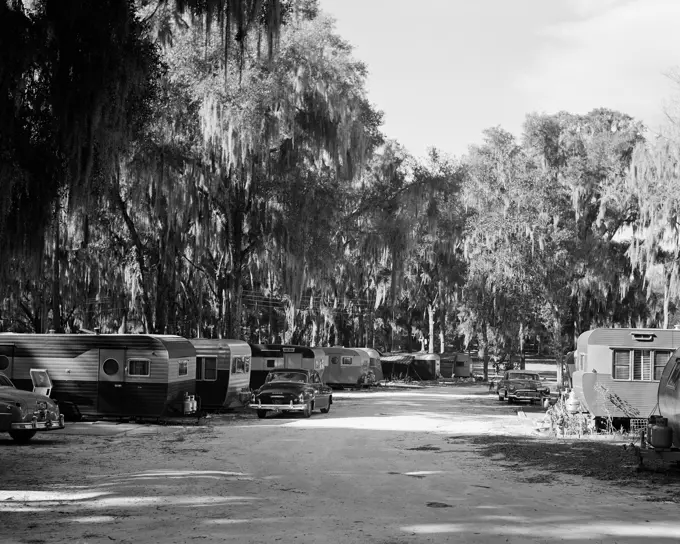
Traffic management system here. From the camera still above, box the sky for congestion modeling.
[317,0,680,159]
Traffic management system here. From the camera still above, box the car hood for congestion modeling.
[0,387,57,406]
[257,383,310,394]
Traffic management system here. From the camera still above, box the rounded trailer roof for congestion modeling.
[356,347,381,358]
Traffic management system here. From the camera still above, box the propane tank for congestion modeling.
[647,416,673,449]
[190,395,197,413]
[565,390,580,414]
[183,392,192,415]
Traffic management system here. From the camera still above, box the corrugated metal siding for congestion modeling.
[659,354,680,447]
[581,372,659,418]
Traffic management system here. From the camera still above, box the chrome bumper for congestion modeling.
[509,391,546,399]
[249,402,306,411]
[11,414,65,431]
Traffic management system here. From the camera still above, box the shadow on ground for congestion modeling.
[458,434,680,500]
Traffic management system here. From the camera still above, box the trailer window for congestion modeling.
[331,356,340,365]
[668,360,680,390]
[612,350,630,380]
[103,359,119,376]
[244,356,251,372]
[266,359,276,368]
[341,356,352,365]
[178,360,188,376]
[232,357,245,374]
[654,351,672,381]
[128,359,150,377]
[197,357,217,381]
[633,350,651,381]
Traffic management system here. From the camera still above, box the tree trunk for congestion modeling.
[427,303,435,354]
[51,206,62,332]
[479,321,490,381]
[439,302,446,354]
[663,265,673,329]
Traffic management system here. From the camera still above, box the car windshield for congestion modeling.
[266,372,308,384]
[509,373,540,381]
[0,374,14,387]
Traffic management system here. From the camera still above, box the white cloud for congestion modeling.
[514,0,680,129]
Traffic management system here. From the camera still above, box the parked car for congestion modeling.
[497,370,550,405]
[0,372,65,442]
[249,369,332,419]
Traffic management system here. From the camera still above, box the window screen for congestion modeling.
[128,359,150,376]
[654,351,671,381]
[612,350,630,380]
[197,357,217,381]
[632,350,651,381]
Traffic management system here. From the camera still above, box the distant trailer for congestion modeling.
[440,353,472,378]
[320,347,370,387]
[0,333,196,420]
[572,328,680,420]
[355,347,384,383]
[248,344,327,390]
[380,354,415,381]
[189,339,251,410]
[410,353,441,381]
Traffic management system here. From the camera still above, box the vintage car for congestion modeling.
[249,368,332,419]
[497,370,550,405]
[0,372,65,442]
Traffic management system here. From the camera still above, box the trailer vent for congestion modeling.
[630,333,655,342]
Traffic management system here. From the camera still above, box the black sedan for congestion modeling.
[249,369,333,419]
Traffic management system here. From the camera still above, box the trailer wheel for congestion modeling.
[9,430,37,443]
[256,410,267,419]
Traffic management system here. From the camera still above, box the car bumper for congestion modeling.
[508,391,547,400]
[249,402,307,411]
[11,414,65,431]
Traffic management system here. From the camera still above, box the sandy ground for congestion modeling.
[2,385,680,544]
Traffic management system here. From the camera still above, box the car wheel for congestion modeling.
[498,391,504,401]
[320,398,332,414]
[303,402,312,418]
[256,410,267,419]
[507,394,513,404]
[9,430,37,443]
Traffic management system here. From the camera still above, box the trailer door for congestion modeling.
[98,349,126,415]
[0,344,14,379]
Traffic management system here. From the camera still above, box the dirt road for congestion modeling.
[2,385,680,543]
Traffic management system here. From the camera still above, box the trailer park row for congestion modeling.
[4,328,680,443]
[0,333,474,421]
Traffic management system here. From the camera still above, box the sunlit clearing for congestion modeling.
[67,516,116,524]
[282,415,529,435]
[204,517,284,525]
[129,470,250,477]
[333,392,486,400]
[374,401,424,406]
[404,471,444,476]
[0,494,258,512]
[0,490,110,502]
[401,522,680,539]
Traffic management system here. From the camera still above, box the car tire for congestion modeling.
[9,430,37,443]
[320,399,331,414]
[256,410,267,419]
[303,402,312,418]
[498,392,504,401]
